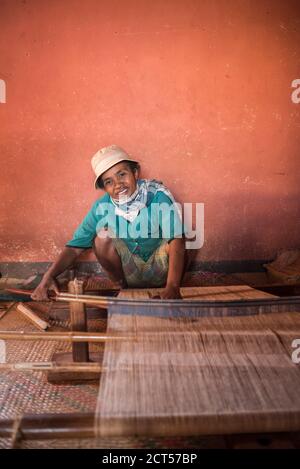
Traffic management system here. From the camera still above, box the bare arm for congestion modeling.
[161,237,186,299]
[31,246,85,301]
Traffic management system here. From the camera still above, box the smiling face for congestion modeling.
[100,161,139,200]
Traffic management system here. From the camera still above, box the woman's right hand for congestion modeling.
[31,277,60,301]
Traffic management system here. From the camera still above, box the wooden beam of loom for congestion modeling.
[0,362,103,373]
[57,285,299,310]
[0,413,96,440]
[8,284,279,304]
[47,278,95,383]
[5,284,300,316]
[94,311,300,437]
[0,331,135,342]
[57,284,279,305]
[0,410,300,441]
[68,278,89,361]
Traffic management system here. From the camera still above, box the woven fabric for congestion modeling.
[95,311,300,437]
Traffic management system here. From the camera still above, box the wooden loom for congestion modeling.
[1,281,300,442]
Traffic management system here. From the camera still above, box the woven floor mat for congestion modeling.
[0,302,107,448]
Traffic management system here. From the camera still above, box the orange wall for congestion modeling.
[0,0,300,263]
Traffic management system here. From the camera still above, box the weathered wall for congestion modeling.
[0,0,300,263]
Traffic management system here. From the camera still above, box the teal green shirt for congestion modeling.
[66,189,185,262]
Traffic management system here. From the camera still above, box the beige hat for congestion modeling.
[91,145,138,189]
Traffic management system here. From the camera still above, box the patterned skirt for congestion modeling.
[111,238,169,288]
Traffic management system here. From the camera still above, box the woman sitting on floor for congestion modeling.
[31,145,189,300]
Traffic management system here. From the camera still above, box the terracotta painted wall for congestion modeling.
[0,0,299,263]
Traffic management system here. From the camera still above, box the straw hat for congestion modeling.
[91,145,138,189]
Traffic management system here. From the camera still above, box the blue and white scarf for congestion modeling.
[110,178,179,223]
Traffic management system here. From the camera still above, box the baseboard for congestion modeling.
[0,259,271,279]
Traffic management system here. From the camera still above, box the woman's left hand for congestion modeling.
[160,285,182,299]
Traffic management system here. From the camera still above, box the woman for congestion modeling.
[31,145,188,301]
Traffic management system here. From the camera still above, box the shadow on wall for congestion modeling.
[193,191,300,262]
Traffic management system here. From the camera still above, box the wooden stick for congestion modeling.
[4,288,37,297]
[56,291,300,306]
[0,330,135,342]
[1,410,300,441]
[0,413,95,440]
[5,287,300,308]
[57,292,109,305]
[68,279,89,362]
[0,361,103,373]
[1,328,298,345]
[0,302,16,321]
[5,287,119,297]
[16,303,49,331]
